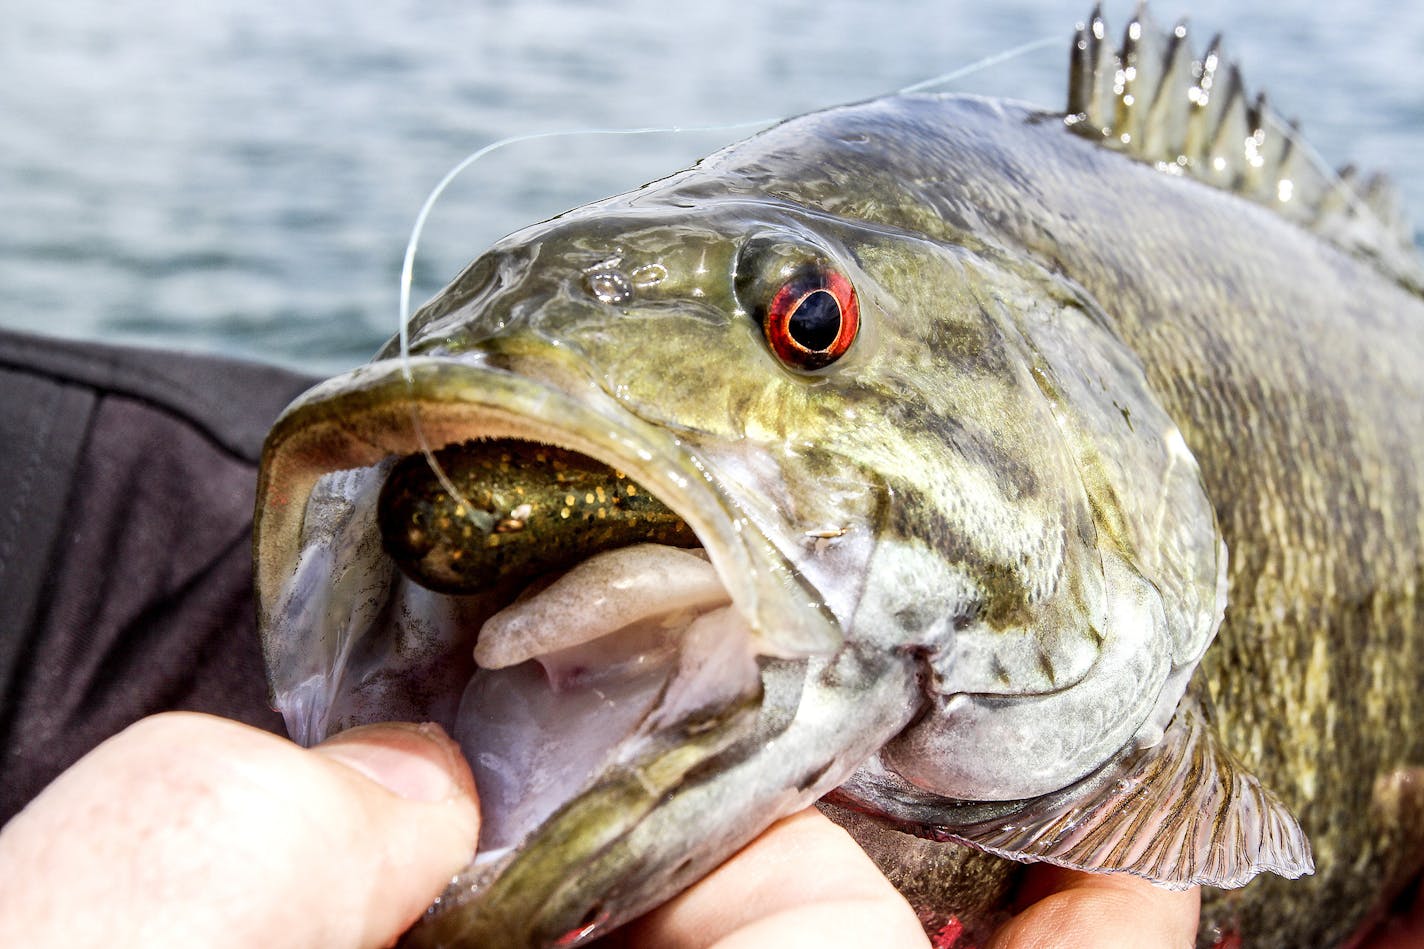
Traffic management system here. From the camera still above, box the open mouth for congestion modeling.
[371,436,762,855]
[253,355,846,940]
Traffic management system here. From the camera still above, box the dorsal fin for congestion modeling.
[1066,3,1424,291]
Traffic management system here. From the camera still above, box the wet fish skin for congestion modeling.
[409,95,1422,945]
[933,108,1424,949]
[760,95,1424,947]
[254,20,1424,949]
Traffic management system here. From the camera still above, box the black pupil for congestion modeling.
[787,290,842,351]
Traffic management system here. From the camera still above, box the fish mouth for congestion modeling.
[254,355,843,945]
[256,356,837,658]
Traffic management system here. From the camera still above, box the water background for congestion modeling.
[4,0,1423,373]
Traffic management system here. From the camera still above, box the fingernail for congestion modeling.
[316,722,474,803]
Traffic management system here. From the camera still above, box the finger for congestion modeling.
[0,712,479,949]
[988,865,1200,949]
[1357,878,1424,949]
[615,806,930,949]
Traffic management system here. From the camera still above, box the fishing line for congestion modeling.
[898,38,1385,229]
[398,121,789,371]
[1263,113,1380,225]
[396,41,1068,362]
[393,36,1065,525]
[897,36,1060,95]
[396,123,778,519]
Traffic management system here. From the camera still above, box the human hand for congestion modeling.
[0,709,924,948]
[611,811,1199,949]
[0,714,479,948]
[984,864,1198,949]
[0,713,1202,949]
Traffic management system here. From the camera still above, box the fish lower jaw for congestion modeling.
[398,540,767,948]
[452,541,762,855]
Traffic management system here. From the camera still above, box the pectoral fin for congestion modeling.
[833,693,1313,889]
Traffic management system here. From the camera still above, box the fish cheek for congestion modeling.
[840,260,1309,886]
[828,257,1208,797]
[582,304,786,437]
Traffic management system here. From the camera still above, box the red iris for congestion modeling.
[763,267,859,371]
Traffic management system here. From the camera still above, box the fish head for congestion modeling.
[395,201,891,591]
[384,192,1152,663]
[255,175,1233,945]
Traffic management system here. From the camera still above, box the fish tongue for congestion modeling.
[454,542,756,854]
[473,542,728,676]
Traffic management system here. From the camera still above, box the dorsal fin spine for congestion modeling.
[1242,93,1280,202]
[1199,47,1239,166]
[1062,4,1424,291]
[1067,6,1103,121]
[1141,20,1192,162]
[1115,6,1159,147]
[1087,8,1117,132]
[1180,36,1222,167]
[1205,66,1249,188]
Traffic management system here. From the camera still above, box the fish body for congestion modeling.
[255,9,1424,948]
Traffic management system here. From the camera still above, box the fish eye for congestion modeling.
[763,266,859,371]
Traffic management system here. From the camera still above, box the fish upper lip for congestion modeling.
[255,353,842,665]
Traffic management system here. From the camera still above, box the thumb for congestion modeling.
[0,712,479,949]
[987,865,1200,949]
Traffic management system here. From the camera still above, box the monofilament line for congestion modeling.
[898,36,1059,95]
[395,123,777,520]
[392,34,1061,524]
[397,122,779,375]
[396,43,1066,363]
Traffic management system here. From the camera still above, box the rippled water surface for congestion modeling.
[4,0,1423,371]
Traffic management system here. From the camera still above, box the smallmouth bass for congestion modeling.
[254,7,1424,946]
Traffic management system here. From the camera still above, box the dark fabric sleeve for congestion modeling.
[0,330,318,824]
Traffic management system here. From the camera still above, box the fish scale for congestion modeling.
[253,6,1424,947]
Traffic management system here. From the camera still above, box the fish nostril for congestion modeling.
[584,268,634,304]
